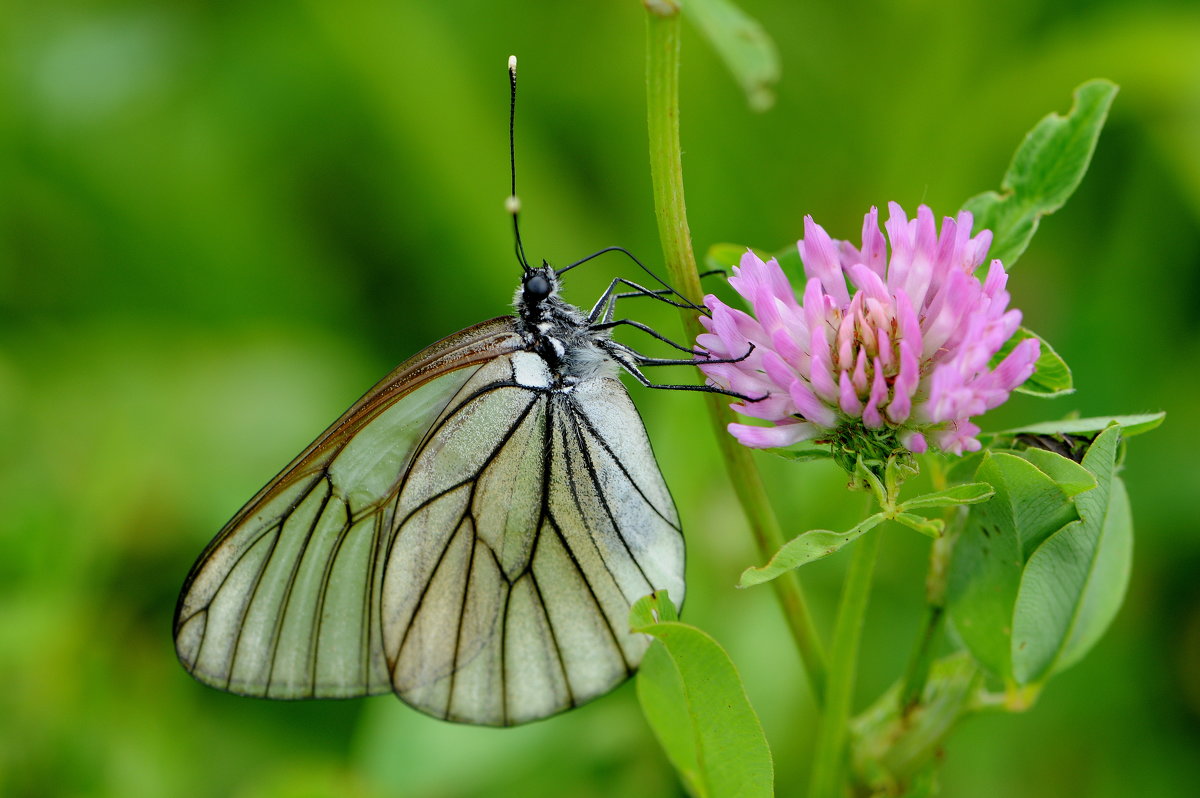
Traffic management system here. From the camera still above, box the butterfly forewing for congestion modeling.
[174,318,523,699]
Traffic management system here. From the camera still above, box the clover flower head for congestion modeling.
[697,203,1040,460]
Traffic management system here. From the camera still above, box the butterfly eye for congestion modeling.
[524,274,551,302]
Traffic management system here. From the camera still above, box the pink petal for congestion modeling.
[920,269,973,359]
[764,257,801,311]
[732,253,801,320]
[876,325,894,370]
[934,213,959,273]
[799,216,850,306]
[835,313,856,372]
[847,263,888,302]
[932,420,982,455]
[985,337,1041,400]
[852,349,869,394]
[982,260,1010,308]
[788,377,838,428]
[752,283,787,336]
[770,326,804,365]
[964,228,994,270]
[900,206,938,307]
[860,206,887,278]
[862,357,888,428]
[710,302,761,351]
[895,289,923,356]
[884,202,914,291]
[838,371,864,415]
[761,348,797,393]
[886,340,920,424]
[727,251,768,302]
[731,393,794,420]
[803,280,839,403]
[900,430,928,454]
[729,421,820,449]
[948,211,976,271]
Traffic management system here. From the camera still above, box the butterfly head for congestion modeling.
[518,263,560,316]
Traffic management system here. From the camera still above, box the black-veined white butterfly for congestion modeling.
[173,56,743,726]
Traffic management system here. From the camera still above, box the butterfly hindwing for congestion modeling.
[383,351,683,725]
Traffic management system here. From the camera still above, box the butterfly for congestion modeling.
[173,56,744,726]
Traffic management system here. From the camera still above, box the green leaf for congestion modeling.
[986,412,1166,442]
[682,0,780,112]
[963,79,1118,269]
[638,642,703,796]
[993,327,1073,397]
[738,514,886,587]
[944,452,1086,680]
[1017,449,1096,497]
[944,451,987,485]
[632,592,773,798]
[1010,428,1133,684]
[892,513,944,539]
[629,589,681,626]
[900,483,995,511]
[704,242,754,273]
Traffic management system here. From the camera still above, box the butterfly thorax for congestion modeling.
[514,265,616,387]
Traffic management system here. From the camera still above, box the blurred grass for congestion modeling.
[2,1,1199,796]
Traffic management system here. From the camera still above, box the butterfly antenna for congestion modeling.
[507,55,532,272]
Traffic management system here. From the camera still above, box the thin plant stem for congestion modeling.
[807,527,884,798]
[898,605,944,710]
[642,0,827,703]
[900,485,956,709]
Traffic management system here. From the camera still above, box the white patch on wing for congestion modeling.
[511,350,551,388]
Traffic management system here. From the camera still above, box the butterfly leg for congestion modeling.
[587,270,728,324]
[609,340,748,369]
[607,270,725,304]
[587,277,695,323]
[596,323,757,367]
[603,342,763,401]
[591,318,701,354]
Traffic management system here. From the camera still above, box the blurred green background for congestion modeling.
[3,1,1198,796]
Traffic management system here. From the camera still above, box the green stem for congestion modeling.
[900,495,955,709]
[898,605,943,711]
[643,0,827,703]
[808,528,884,798]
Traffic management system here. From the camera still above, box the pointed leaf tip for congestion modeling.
[963,79,1118,269]
[739,514,886,587]
[683,0,780,112]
